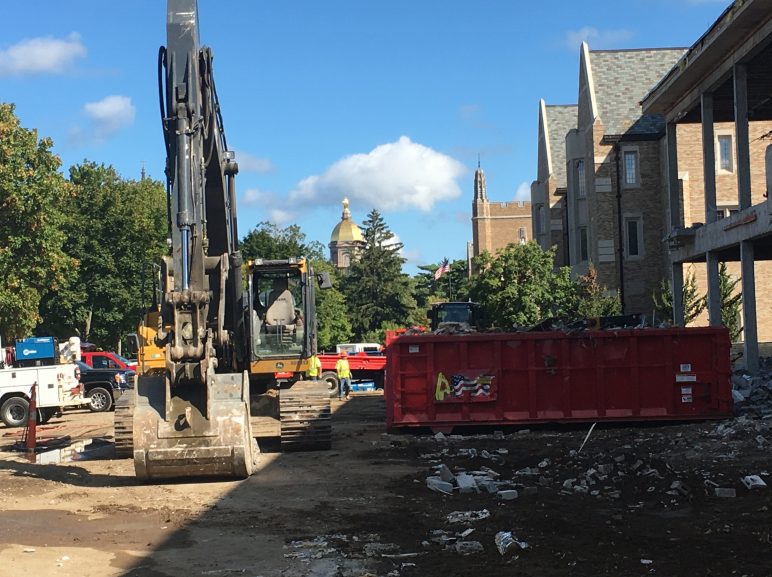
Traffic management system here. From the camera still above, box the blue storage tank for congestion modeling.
[15,336,58,366]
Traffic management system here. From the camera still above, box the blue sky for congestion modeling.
[2,0,729,273]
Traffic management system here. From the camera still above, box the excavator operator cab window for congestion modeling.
[250,270,305,357]
[438,304,472,324]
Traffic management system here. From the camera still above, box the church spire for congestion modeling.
[473,159,488,202]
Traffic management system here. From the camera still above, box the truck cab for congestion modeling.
[81,351,137,372]
[427,302,481,331]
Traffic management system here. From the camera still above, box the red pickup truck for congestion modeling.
[80,351,137,372]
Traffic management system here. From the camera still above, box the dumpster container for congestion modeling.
[385,326,732,432]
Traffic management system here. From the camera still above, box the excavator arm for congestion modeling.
[117,0,257,480]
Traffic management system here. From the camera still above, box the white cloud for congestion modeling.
[81,95,135,140]
[290,136,467,213]
[0,32,86,76]
[565,27,634,51]
[235,151,274,174]
[240,188,295,226]
[514,181,531,202]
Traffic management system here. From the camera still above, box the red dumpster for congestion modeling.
[385,326,732,432]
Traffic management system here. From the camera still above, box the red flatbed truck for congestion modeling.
[318,344,387,396]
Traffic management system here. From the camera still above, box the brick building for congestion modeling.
[562,44,686,316]
[533,0,772,365]
[641,0,772,370]
[532,101,577,266]
[471,162,532,259]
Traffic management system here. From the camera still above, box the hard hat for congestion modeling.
[340,350,348,356]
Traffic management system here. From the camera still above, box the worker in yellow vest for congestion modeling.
[307,353,322,381]
[335,350,352,400]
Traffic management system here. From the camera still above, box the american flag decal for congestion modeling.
[451,374,493,397]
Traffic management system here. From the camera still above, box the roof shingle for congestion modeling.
[589,48,686,136]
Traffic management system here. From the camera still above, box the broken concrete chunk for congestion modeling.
[742,475,767,489]
[447,509,490,524]
[495,531,528,555]
[497,489,519,500]
[714,487,737,498]
[438,464,455,483]
[455,473,479,494]
[454,541,484,555]
[434,432,446,441]
[426,477,454,494]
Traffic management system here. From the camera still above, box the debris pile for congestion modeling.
[732,357,772,417]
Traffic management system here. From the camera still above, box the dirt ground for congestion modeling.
[1,392,771,577]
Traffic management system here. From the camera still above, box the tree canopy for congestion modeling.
[0,103,72,343]
[241,221,325,262]
[343,209,417,341]
[37,162,167,347]
[469,242,620,329]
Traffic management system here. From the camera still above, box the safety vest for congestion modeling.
[335,358,351,378]
[307,355,322,377]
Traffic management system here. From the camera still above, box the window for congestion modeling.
[578,226,588,262]
[716,205,739,220]
[518,227,527,244]
[535,205,545,236]
[577,160,586,198]
[718,134,733,172]
[624,217,643,259]
[623,150,639,186]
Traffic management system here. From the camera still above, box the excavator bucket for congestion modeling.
[126,371,258,480]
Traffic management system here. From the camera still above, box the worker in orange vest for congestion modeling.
[335,350,351,400]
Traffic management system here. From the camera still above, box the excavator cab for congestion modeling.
[245,258,326,384]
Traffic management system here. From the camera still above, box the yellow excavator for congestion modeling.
[114,0,331,480]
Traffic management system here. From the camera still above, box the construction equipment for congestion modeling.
[245,258,332,451]
[118,1,332,479]
[427,302,481,331]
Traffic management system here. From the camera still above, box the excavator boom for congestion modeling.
[116,0,257,480]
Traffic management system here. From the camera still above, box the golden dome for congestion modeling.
[330,198,364,243]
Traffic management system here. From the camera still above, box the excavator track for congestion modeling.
[280,380,332,451]
[113,393,135,459]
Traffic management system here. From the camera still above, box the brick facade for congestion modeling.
[671,122,772,339]
[537,42,772,340]
[471,165,532,258]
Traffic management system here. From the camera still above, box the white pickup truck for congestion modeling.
[0,363,84,427]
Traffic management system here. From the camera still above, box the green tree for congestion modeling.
[0,103,72,342]
[312,260,351,351]
[238,222,349,350]
[573,265,621,318]
[652,267,706,326]
[38,163,167,347]
[469,242,577,328]
[413,259,470,308]
[344,209,416,340]
[241,221,325,261]
[719,262,742,342]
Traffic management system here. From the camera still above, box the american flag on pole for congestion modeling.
[434,258,450,280]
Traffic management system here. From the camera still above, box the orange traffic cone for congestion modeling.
[26,382,37,456]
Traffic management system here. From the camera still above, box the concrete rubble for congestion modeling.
[732,358,772,418]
